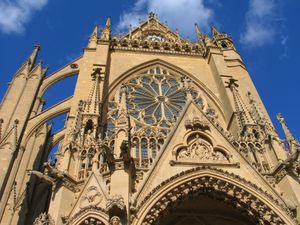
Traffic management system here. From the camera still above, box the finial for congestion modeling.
[87,25,98,48]
[195,23,204,41]
[100,16,111,41]
[277,113,297,143]
[129,24,132,38]
[175,28,180,41]
[105,16,111,28]
[91,25,98,37]
[211,25,220,37]
[27,44,41,71]
[148,12,155,19]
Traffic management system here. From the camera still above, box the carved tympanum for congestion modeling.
[176,135,228,161]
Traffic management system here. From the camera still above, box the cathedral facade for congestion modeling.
[0,13,300,225]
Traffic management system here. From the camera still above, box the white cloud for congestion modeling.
[116,0,214,38]
[240,0,277,47]
[0,0,48,34]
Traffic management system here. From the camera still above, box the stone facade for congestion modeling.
[0,13,300,225]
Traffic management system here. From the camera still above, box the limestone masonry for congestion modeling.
[0,13,300,225]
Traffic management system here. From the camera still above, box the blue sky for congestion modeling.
[0,0,299,140]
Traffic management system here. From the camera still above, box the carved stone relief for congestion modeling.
[106,195,125,211]
[33,212,55,225]
[177,136,227,161]
[80,186,103,208]
[170,133,238,167]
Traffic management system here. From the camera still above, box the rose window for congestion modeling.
[126,68,187,128]
[106,67,218,168]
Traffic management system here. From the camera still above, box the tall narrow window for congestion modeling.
[141,138,148,159]
[150,139,157,159]
[133,138,140,158]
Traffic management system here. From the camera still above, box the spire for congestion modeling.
[225,78,254,126]
[277,113,299,145]
[100,16,111,41]
[211,25,221,37]
[27,44,40,71]
[246,92,267,126]
[195,23,204,41]
[105,16,111,27]
[277,113,300,154]
[85,67,104,114]
[87,25,98,48]
[195,23,206,54]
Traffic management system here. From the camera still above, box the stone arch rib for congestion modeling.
[38,57,82,98]
[66,206,109,225]
[133,166,298,225]
[24,97,72,145]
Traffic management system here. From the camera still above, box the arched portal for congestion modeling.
[156,194,255,225]
[133,167,296,225]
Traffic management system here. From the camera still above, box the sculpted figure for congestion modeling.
[110,216,121,225]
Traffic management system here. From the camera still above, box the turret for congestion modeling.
[211,25,235,50]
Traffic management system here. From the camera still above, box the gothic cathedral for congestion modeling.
[0,13,300,225]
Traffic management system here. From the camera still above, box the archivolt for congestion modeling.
[132,167,297,225]
[66,206,109,225]
[104,58,225,121]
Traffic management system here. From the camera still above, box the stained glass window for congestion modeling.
[126,68,187,128]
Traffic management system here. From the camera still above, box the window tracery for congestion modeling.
[78,148,96,180]
[106,66,218,169]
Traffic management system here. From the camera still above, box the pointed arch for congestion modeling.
[132,167,297,225]
[105,58,225,121]
[66,207,109,225]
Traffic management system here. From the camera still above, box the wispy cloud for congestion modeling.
[116,0,214,38]
[240,0,277,48]
[0,0,48,34]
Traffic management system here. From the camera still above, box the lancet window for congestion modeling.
[78,148,96,180]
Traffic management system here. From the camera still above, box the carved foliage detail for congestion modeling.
[33,212,55,225]
[106,195,125,211]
